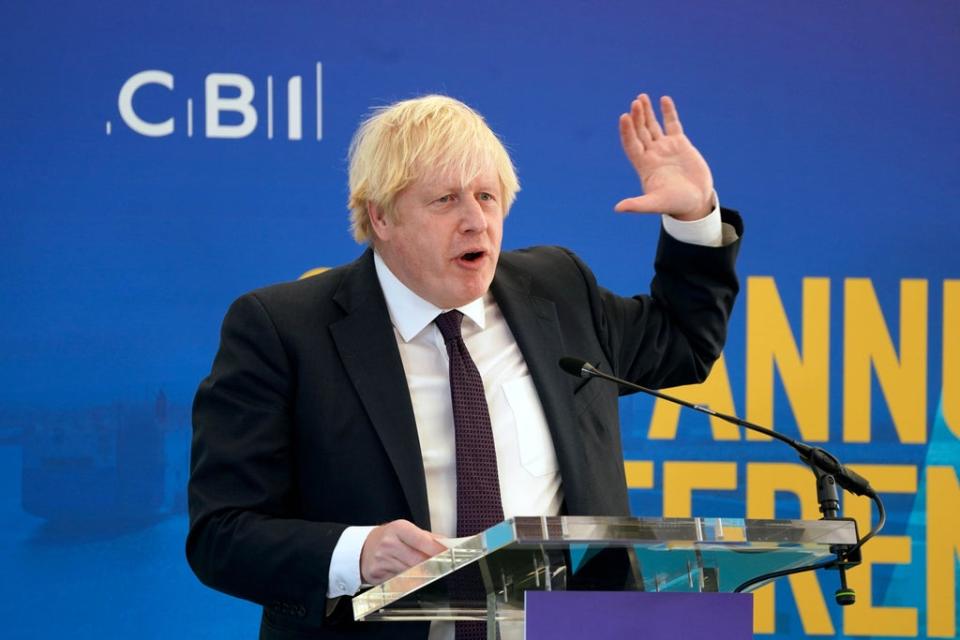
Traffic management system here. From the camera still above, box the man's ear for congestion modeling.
[367,202,391,241]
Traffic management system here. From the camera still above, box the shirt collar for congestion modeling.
[373,250,486,342]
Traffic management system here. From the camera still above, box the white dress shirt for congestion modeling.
[326,203,728,609]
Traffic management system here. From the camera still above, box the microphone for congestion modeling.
[558,356,874,498]
[559,356,878,605]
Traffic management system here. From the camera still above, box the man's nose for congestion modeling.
[459,196,488,232]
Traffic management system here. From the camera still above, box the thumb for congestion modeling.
[396,522,447,555]
[614,194,667,214]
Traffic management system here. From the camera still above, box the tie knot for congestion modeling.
[435,310,464,343]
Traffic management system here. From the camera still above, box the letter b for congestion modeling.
[205,73,257,139]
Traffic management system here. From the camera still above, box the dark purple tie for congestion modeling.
[435,310,504,536]
[435,310,503,640]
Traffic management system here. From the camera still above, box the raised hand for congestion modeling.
[615,94,714,221]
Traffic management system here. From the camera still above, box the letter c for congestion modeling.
[118,70,174,137]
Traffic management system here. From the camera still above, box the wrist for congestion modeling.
[670,191,716,221]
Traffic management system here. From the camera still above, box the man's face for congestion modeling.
[370,163,504,309]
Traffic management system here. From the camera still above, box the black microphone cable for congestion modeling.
[732,492,885,602]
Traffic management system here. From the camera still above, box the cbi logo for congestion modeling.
[106,63,323,141]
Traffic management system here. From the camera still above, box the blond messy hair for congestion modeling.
[347,95,520,244]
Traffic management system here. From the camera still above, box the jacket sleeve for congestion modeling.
[574,208,742,391]
[186,292,345,624]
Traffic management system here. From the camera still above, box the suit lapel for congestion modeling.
[329,250,431,529]
[491,259,591,515]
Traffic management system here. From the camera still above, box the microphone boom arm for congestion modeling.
[558,356,884,605]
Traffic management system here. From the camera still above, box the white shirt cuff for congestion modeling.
[661,191,723,247]
[327,525,376,598]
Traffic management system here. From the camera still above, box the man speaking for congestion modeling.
[187,92,742,639]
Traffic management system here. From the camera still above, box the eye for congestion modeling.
[478,192,496,202]
[435,194,455,204]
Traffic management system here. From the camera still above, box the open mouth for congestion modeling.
[461,251,484,262]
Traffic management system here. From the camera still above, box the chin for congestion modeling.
[448,280,491,307]
[467,275,494,299]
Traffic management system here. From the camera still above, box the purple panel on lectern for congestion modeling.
[525,591,752,640]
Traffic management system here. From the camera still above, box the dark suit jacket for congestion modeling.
[187,211,741,639]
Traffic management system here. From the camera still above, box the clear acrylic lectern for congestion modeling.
[352,515,858,636]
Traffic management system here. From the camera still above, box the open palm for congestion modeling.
[615,94,714,221]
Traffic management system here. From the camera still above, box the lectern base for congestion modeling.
[525,591,752,639]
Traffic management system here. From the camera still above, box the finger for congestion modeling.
[632,98,653,147]
[614,193,668,214]
[661,96,683,136]
[378,555,419,576]
[619,114,645,163]
[365,556,415,583]
[384,543,433,569]
[641,94,664,140]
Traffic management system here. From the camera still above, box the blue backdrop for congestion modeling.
[2,1,957,637]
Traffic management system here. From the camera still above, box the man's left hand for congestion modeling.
[614,94,714,221]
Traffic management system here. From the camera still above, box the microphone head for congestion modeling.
[558,357,589,378]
